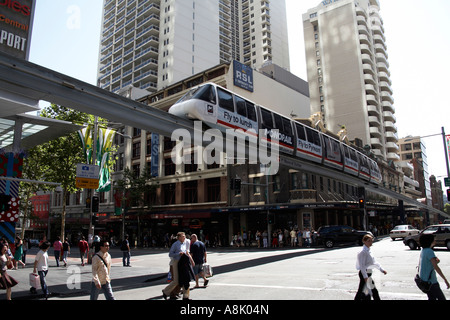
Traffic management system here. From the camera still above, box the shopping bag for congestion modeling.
[29,273,40,289]
[203,263,213,278]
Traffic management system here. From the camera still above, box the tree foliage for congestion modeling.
[22,104,97,241]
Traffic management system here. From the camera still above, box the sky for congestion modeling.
[28,0,450,187]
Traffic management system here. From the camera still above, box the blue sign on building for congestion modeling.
[151,133,159,177]
[233,60,254,92]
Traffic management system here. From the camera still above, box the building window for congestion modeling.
[253,177,261,194]
[290,173,298,190]
[163,184,176,205]
[164,158,175,176]
[184,181,198,203]
[132,142,141,158]
[272,175,280,192]
[207,178,221,202]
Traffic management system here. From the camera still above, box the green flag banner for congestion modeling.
[78,126,116,192]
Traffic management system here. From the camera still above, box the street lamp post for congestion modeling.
[442,127,450,179]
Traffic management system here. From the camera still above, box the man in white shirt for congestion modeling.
[162,232,194,300]
[355,234,387,300]
[90,240,115,300]
[33,241,50,299]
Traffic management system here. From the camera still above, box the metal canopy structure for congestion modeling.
[0,51,447,218]
[0,113,83,151]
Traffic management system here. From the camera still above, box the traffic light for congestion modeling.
[235,179,241,193]
[447,189,450,201]
[268,213,274,225]
[359,198,365,209]
[92,196,99,213]
[0,194,12,212]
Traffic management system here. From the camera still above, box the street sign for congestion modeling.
[76,164,99,189]
[445,177,450,187]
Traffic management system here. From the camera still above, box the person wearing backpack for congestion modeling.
[90,240,115,300]
[121,235,131,267]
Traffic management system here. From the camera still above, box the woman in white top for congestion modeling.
[355,234,387,300]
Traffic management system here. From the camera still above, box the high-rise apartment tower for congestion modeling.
[98,0,290,94]
[303,0,399,162]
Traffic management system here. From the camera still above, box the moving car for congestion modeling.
[403,224,450,250]
[316,225,373,248]
[389,225,420,240]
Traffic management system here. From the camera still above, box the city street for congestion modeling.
[2,237,449,302]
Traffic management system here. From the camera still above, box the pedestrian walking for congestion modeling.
[262,230,268,248]
[53,236,62,267]
[162,232,194,300]
[1,243,18,300]
[22,238,29,264]
[355,235,387,300]
[290,229,297,247]
[62,238,70,267]
[90,240,115,300]
[303,228,311,248]
[13,236,25,269]
[121,235,131,267]
[78,236,89,266]
[33,241,50,299]
[417,234,449,300]
[190,234,209,288]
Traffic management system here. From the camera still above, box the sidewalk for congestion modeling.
[1,246,171,300]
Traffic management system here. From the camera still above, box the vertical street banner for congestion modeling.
[151,133,159,177]
[447,135,450,169]
[0,152,23,242]
[96,127,115,192]
[78,126,116,192]
[0,0,35,60]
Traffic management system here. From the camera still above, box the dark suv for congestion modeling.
[317,225,373,248]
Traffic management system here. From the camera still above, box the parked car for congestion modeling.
[29,239,40,247]
[389,225,420,240]
[403,224,450,250]
[316,225,373,248]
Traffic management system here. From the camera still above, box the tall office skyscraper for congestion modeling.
[303,0,398,162]
[97,0,290,94]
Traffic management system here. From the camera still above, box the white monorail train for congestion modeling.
[168,83,382,185]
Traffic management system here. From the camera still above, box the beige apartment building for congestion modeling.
[398,136,432,205]
[303,0,399,162]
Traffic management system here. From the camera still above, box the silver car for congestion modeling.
[390,225,420,240]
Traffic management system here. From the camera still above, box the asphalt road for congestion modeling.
[2,236,449,302]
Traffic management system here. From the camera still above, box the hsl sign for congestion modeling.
[233,60,254,92]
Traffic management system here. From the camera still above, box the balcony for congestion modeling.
[383,111,396,122]
[381,92,394,104]
[382,100,395,113]
[365,83,377,95]
[385,131,398,143]
[366,94,378,104]
[387,152,400,161]
[371,137,382,147]
[370,126,382,137]
[369,115,381,126]
[368,104,380,116]
[364,73,376,85]
[384,121,397,132]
